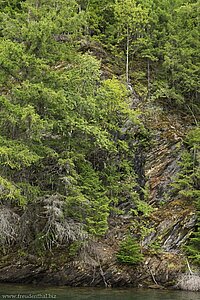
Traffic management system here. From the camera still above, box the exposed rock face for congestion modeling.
[0,242,185,288]
[0,107,197,288]
[142,109,195,250]
[176,274,200,291]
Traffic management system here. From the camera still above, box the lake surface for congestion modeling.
[0,284,199,300]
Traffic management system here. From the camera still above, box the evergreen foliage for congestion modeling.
[116,235,143,264]
[85,0,200,109]
[0,0,199,257]
[0,0,147,245]
[171,126,200,264]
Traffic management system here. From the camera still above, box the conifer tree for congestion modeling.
[0,0,145,242]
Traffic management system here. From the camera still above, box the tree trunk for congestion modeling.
[147,59,150,100]
[126,27,129,85]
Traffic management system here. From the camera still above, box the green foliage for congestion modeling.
[148,0,200,107]
[0,176,25,206]
[185,127,200,265]
[171,127,200,201]
[66,161,110,236]
[0,0,147,241]
[185,225,200,266]
[78,0,115,38]
[68,241,82,258]
[114,0,149,46]
[0,0,198,260]
[85,0,200,110]
[132,199,153,217]
[0,136,41,170]
[171,126,200,264]
[116,235,143,264]
[4,0,198,251]
[148,240,162,254]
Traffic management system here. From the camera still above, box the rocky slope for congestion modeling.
[0,101,198,290]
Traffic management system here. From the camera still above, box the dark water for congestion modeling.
[0,284,199,300]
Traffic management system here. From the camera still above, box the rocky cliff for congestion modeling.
[0,99,198,290]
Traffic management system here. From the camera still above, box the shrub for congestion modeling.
[116,235,143,264]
